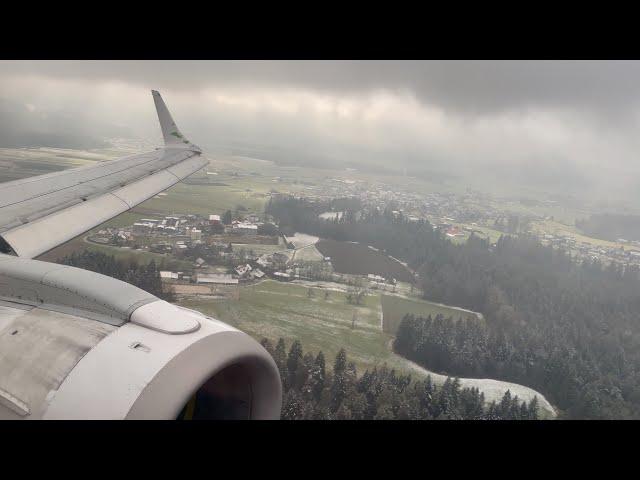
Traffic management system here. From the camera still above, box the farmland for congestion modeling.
[0,144,562,417]
[38,233,192,271]
[380,294,482,334]
[178,279,555,417]
[179,280,391,372]
[316,239,413,282]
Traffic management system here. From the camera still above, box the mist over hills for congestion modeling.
[0,98,132,149]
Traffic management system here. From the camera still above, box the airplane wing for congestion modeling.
[0,90,208,258]
[0,91,282,420]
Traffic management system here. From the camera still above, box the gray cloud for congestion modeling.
[2,60,640,207]
[4,60,640,117]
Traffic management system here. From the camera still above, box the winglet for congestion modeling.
[152,90,191,146]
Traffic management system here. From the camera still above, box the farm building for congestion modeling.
[196,273,239,285]
[160,271,179,280]
[232,221,259,235]
[235,264,253,277]
[189,228,202,241]
[252,268,265,279]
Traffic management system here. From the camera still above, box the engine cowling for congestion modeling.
[0,255,282,420]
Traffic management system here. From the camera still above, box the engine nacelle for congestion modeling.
[0,255,282,420]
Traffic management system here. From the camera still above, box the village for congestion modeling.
[292,174,640,268]
[86,207,405,301]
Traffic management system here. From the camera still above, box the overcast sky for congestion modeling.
[1,60,640,203]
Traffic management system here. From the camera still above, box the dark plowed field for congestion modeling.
[316,239,413,282]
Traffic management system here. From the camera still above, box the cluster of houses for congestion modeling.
[88,212,268,254]
[536,231,640,266]
[366,273,397,289]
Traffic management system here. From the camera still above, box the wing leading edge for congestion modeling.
[0,91,208,258]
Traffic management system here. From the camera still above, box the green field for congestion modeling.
[177,279,554,416]
[133,181,268,217]
[380,294,482,334]
[531,218,640,252]
[1,146,558,416]
[292,244,324,262]
[38,234,192,271]
[178,281,480,373]
[179,280,399,374]
[232,243,289,256]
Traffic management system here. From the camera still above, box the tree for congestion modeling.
[281,390,305,420]
[287,340,304,388]
[330,349,349,412]
[274,338,289,391]
[260,338,274,357]
[257,222,279,236]
[528,396,539,420]
[334,348,347,377]
[310,351,326,402]
[262,337,542,420]
[222,210,233,225]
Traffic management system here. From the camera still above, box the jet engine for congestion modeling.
[0,255,282,420]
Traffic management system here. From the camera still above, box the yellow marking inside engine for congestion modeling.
[184,394,197,420]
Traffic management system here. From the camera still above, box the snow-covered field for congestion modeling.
[396,353,556,418]
[285,233,319,249]
[294,245,324,262]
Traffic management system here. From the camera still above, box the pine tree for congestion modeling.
[260,338,274,357]
[330,349,349,412]
[274,338,289,391]
[528,396,539,420]
[311,351,326,402]
[498,390,512,419]
[287,340,304,389]
[281,390,304,420]
[334,348,347,376]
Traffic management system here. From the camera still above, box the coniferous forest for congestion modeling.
[268,196,640,419]
[264,338,538,420]
[58,198,640,419]
[60,250,175,302]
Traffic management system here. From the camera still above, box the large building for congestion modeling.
[232,221,258,235]
[189,228,202,241]
[196,273,239,285]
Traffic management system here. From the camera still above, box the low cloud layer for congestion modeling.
[1,61,640,204]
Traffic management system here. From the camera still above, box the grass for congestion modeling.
[178,279,555,417]
[0,145,562,416]
[179,280,395,374]
[293,244,324,262]
[232,243,290,256]
[133,181,268,217]
[38,234,192,271]
[381,294,481,334]
[531,219,640,251]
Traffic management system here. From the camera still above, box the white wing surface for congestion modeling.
[0,91,207,258]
